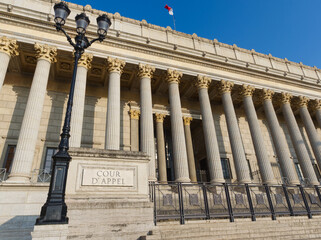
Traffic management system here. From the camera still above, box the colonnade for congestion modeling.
[1,37,321,186]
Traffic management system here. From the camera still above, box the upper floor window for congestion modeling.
[221,158,232,180]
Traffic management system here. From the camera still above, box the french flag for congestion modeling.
[164,4,174,15]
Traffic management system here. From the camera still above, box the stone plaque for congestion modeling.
[213,194,222,205]
[82,168,134,187]
[235,194,244,205]
[189,194,199,206]
[309,194,318,204]
[163,194,173,206]
[256,194,265,205]
[292,194,301,204]
[275,194,283,205]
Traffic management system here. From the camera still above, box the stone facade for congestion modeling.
[0,0,321,239]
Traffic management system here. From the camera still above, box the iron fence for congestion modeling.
[0,168,8,182]
[31,169,51,183]
[150,182,321,225]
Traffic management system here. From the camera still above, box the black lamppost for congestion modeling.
[36,2,111,225]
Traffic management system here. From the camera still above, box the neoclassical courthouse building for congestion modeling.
[2,0,321,239]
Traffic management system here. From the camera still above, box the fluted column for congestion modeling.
[138,63,156,180]
[241,85,276,184]
[105,57,125,150]
[166,69,190,182]
[280,92,319,185]
[218,80,251,183]
[183,117,197,183]
[129,109,140,151]
[310,99,321,129]
[155,113,167,183]
[70,53,93,147]
[0,36,19,92]
[195,75,224,183]
[261,89,299,185]
[296,96,321,176]
[7,44,57,182]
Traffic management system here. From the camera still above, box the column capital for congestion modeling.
[195,75,211,89]
[165,69,183,84]
[240,84,255,97]
[129,109,140,120]
[34,43,57,63]
[183,116,193,125]
[137,63,155,78]
[218,80,234,94]
[155,113,166,123]
[294,96,310,109]
[106,57,126,73]
[279,92,293,105]
[309,99,321,111]
[0,36,19,57]
[260,88,274,101]
[78,53,93,69]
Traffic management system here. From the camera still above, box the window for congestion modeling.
[247,159,253,180]
[3,145,16,173]
[295,163,303,182]
[43,148,58,173]
[221,158,232,180]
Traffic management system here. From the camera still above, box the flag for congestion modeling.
[164,4,174,15]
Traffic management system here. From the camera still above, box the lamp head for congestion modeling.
[53,2,70,26]
[75,13,90,34]
[96,14,112,38]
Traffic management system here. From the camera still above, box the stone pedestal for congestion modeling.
[32,224,68,240]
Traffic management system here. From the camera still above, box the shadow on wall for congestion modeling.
[0,215,38,240]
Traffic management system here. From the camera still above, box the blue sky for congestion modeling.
[69,0,321,68]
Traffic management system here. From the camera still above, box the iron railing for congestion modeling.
[0,168,8,182]
[31,169,51,183]
[149,182,321,225]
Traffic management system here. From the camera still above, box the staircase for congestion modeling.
[141,216,321,240]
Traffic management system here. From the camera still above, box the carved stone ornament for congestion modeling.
[261,89,274,101]
[165,69,183,84]
[34,43,57,63]
[106,57,126,73]
[195,75,211,89]
[309,99,321,112]
[129,109,140,120]
[297,96,310,108]
[155,113,166,123]
[0,36,19,57]
[183,116,193,125]
[78,53,93,69]
[218,80,234,94]
[240,84,255,97]
[280,92,293,105]
[137,63,155,79]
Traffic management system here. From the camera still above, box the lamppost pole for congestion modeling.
[36,2,111,225]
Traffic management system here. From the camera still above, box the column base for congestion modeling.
[5,175,30,183]
[148,176,157,182]
[210,179,225,184]
[237,179,252,184]
[175,177,191,183]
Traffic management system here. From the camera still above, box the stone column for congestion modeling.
[0,36,19,92]
[183,117,197,183]
[296,96,321,176]
[138,64,156,180]
[155,113,167,183]
[280,92,319,185]
[309,99,321,129]
[195,75,225,183]
[7,44,57,182]
[261,89,299,185]
[70,53,93,148]
[166,69,190,183]
[105,57,125,150]
[218,80,251,184]
[129,109,140,151]
[241,85,276,184]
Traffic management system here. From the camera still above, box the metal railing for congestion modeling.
[0,168,8,182]
[31,169,51,183]
[149,182,321,225]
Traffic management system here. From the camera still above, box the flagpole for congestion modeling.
[172,14,176,31]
